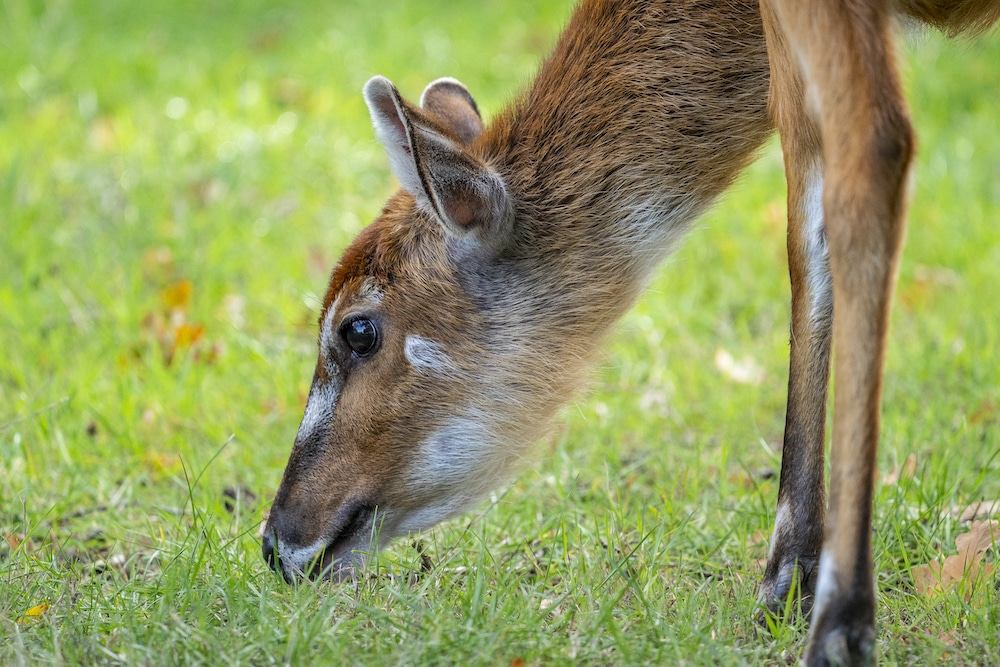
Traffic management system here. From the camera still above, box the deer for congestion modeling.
[260,0,999,664]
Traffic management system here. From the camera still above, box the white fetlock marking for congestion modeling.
[812,548,837,622]
[767,502,791,560]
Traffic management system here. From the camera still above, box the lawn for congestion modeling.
[2,0,998,664]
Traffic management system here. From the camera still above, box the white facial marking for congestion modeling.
[318,304,339,357]
[397,415,506,535]
[299,306,342,443]
[297,380,339,443]
[404,335,454,373]
[415,416,493,485]
[276,536,328,576]
[802,167,832,327]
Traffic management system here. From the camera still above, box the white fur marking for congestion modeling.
[319,304,339,356]
[299,306,342,442]
[404,335,454,373]
[297,380,338,443]
[767,502,792,560]
[812,548,837,621]
[802,168,832,326]
[277,536,328,575]
[397,415,507,534]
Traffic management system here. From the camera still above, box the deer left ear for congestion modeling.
[419,77,484,145]
[363,76,512,245]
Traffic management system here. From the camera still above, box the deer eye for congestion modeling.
[340,317,379,357]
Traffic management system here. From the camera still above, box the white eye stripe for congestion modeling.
[404,335,454,373]
[297,379,340,442]
[319,306,339,356]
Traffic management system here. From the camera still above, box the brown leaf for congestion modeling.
[912,559,945,596]
[912,521,998,602]
[960,500,1000,523]
[173,322,204,349]
[968,400,997,425]
[955,520,998,558]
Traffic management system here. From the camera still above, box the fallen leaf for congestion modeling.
[955,520,998,558]
[938,630,957,647]
[968,400,997,425]
[911,520,998,602]
[960,500,1000,523]
[143,452,181,475]
[912,559,944,596]
[173,322,204,349]
[19,602,49,624]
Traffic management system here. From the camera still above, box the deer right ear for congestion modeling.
[363,76,512,249]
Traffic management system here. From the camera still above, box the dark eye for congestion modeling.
[340,318,379,357]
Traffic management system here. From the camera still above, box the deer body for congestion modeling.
[262,1,999,664]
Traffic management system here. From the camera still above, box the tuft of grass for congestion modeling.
[2,0,998,664]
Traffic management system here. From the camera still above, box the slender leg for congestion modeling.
[756,0,832,620]
[761,2,914,665]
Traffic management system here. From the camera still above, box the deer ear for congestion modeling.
[363,76,512,244]
[419,77,484,145]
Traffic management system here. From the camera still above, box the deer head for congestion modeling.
[261,76,576,581]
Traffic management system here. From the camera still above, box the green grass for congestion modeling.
[2,0,998,664]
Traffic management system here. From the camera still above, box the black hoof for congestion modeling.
[754,556,817,627]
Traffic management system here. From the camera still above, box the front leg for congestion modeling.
[763,0,914,664]
[757,158,832,621]
[756,2,832,622]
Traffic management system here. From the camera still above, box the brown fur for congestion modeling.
[263,1,997,664]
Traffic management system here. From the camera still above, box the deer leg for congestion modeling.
[756,0,831,621]
[756,131,831,620]
[763,1,914,665]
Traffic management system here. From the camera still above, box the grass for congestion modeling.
[2,0,998,664]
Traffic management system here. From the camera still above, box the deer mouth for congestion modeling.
[264,502,378,583]
[312,502,377,580]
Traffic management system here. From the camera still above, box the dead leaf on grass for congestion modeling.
[137,279,220,366]
[968,399,997,425]
[4,533,34,552]
[960,500,1000,523]
[911,520,998,602]
[955,519,998,557]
